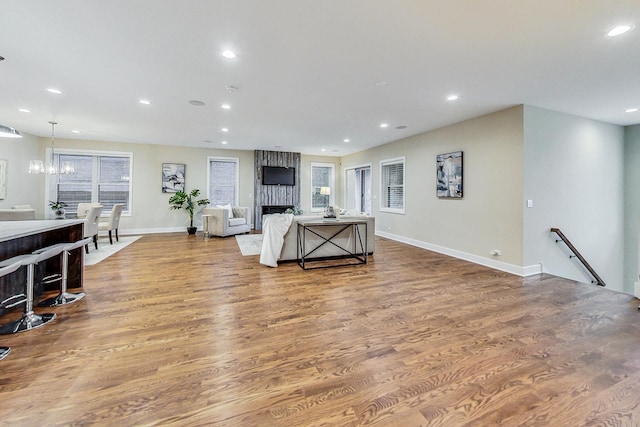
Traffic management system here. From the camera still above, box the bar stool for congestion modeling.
[0,261,22,360]
[36,237,92,307]
[0,246,64,334]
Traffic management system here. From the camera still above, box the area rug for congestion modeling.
[235,234,263,256]
[84,235,142,266]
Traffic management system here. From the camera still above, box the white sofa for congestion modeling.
[202,206,251,237]
[0,209,36,221]
[269,214,375,262]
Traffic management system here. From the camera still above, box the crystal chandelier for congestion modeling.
[28,121,74,174]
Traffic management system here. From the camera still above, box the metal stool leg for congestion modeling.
[0,262,21,358]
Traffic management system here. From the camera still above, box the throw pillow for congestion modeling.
[216,204,233,219]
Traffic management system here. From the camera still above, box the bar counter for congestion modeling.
[0,220,84,316]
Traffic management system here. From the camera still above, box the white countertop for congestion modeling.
[0,220,84,243]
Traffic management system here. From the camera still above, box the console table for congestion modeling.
[296,219,367,270]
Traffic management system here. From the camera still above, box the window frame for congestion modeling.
[47,148,133,217]
[310,162,335,212]
[207,156,240,206]
[379,156,405,214]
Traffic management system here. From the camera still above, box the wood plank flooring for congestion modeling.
[1,232,639,426]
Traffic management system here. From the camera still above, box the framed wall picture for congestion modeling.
[436,151,463,198]
[162,163,185,193]
[0,159,6,200]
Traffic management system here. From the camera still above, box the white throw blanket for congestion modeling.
[260,213,294,267]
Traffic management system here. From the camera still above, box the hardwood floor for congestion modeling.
[0,232,639,426]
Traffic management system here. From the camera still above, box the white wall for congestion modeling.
[342,106,526,273]
[624,124,640,295]
[0,131,45,216]
[523,106,625,292]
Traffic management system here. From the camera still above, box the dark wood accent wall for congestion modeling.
[254,150,301,230]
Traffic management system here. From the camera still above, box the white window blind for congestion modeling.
[208,157,238,205]
[380,157,405,213]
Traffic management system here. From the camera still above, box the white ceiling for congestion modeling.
[1,0,639,156]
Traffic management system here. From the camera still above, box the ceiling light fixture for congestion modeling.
[447,94,459,101]
[343,138,350,143]
[221,104,231,110]
[0,124,22,138]
[189,100,205,106]
[607,25,633,37]
[221,141,228,145]
[139,99,151,105]
[222,50,236,59]
[380,123,388,128]
[221,128,229,132]
[626,108,638,113]
[29,121,74,175]
[18,108,30,113]
[72,130,80,133]
[47,88,62,94]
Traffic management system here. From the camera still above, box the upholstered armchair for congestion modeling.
[98,204,124,244]
[83,206,103,253]
[202,206,251,237]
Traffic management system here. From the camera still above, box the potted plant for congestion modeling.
[168,189,210,234]
[49,200,68,219]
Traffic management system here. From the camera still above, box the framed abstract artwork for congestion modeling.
[162,163,185,193]
[436,151,463,198]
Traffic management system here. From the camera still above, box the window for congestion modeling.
[311,162,335,212]
[344,164,372,215]
[380,157,405,214]
[208,157,239,205]
[50,149,132,216]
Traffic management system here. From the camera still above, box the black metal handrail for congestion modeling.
[550,228,606,287]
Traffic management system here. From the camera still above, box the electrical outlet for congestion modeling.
[490,249,502,256]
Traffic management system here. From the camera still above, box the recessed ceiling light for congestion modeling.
[221,141,228,145]
[18,108,30,113]
[343,138,350,143]
[447,94,459,101]
[203,140,213,143]
[225,85,239,93]
[71,130,80,133]
[139,99,151,105]
[396,125,408,130]
[47,88,62,94]
[321,148,326,152]
[222,50,236,59]
[380,123,388,128]
[221,127,229,132]
[221,104,231,110]
[626,108,639,113]
[607,25,633,37]
[189,100,205,106]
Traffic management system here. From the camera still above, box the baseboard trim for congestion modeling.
[375,230,542,278]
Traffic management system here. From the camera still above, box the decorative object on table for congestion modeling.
[162,163,185,193]
[320,186,335,218]
[0,159,6,200]
[284,206,304,215]
[49,200,68,219]
[168,189,210,234]
[436,151,463,198]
